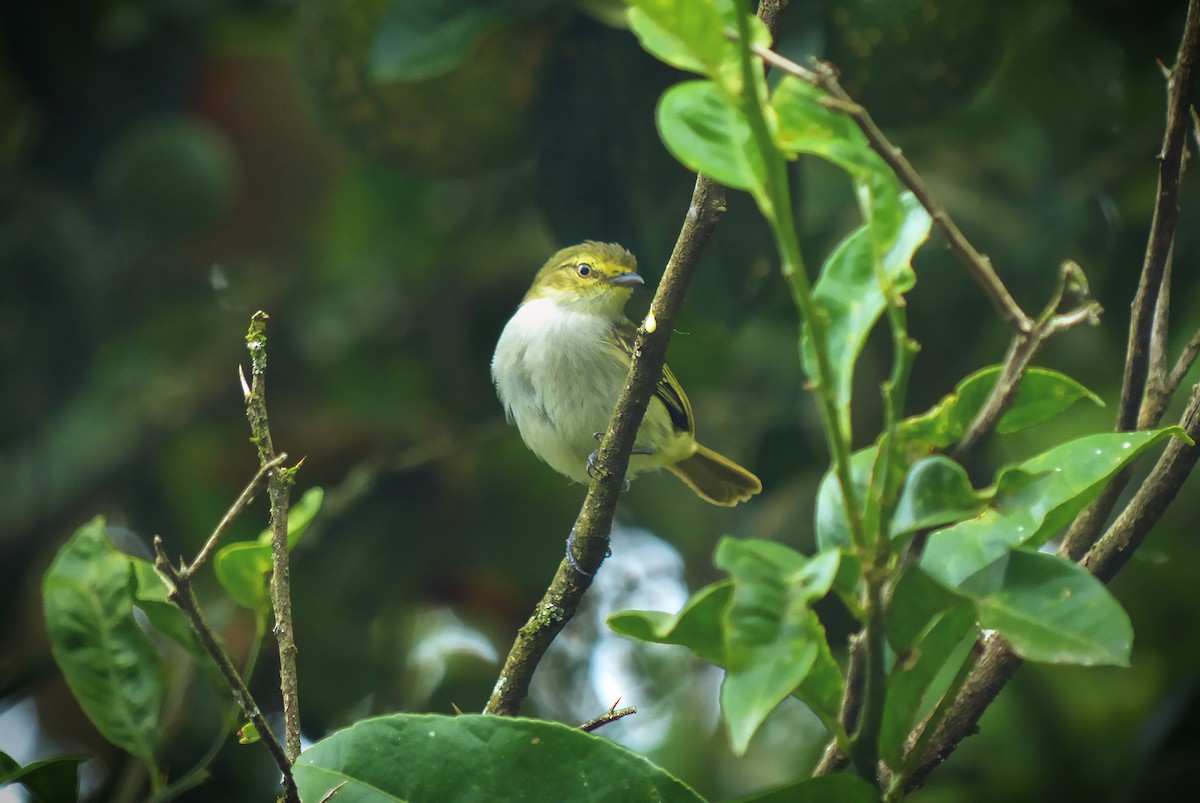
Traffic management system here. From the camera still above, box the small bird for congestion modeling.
[492,241,761,506]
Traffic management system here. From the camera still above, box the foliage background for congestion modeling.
[2,0,1200,800]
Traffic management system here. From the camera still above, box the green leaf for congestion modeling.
[129,558,201,656]
[715,539,839,754]
[657,80,768,196]
[771,77,881,175]
[731,773,881,803]
[964,548,1133,666]
[815,446,877,551]
[879,568,976,767]
[922,427,1186,587]
[626,0,770,85]
[214,486,324,612]
[0,751,87,803]
[293,713,705,802]
[608,580,732,666]
[371,0,563,81]
[42,517,164,764]
[890,455,989,539]
[903,367,1104,449]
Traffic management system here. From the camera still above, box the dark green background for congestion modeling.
[2,0,1199,800]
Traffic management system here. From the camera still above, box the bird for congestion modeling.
[491,241,761,506]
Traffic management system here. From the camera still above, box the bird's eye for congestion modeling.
[575,262,593,278]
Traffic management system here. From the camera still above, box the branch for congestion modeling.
[485,175,727,716]
[485,0,789,718]
[579,701,638,733]
[751,45,1032,334]
[185,453,288,578]
[152,539,299,803]
[243,311,302,763]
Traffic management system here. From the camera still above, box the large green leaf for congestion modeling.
[608,579,732,666]
[657,80,768,196]
[964,548,1132,666]
[903,367,1103,449]
[879,568,977,767]
[0,751,87,803]
[42,517,164,764]
[626,0,770,87]
[293,713,704,802]
[890,455,990,539]
[715,539,839,754]
[922,428,1186,588]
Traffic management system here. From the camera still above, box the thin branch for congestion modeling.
[485,174,728,716]
[580,702,638,733]
[152,538,299,803]
[814,632,864,774]
[485,0,786,718]
[1166,325,1200,395]
[184,453,288,579]
[244,311,302,763]
[751,44,1032,333]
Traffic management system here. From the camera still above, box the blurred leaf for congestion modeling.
[715,538,839,754]
[42,517,164,765]
[276,486,325,550]
[292,713,705,802]
[371,0,563,81]
[890,455,989,539]
[903,367,1104,449]
[130,558,203,658]
[0,751,87,803]
[814,446,876,551]
[922,428,1186,587]
[963,548,1132,667]
[771,77,882,175]
[879,568,976,767]
[730,772,881,802]
[608,580,732,666]
[657,80,767,195]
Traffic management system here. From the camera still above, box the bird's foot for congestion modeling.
[565,525,612,576]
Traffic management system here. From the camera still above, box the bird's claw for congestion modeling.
[565,527,612,576]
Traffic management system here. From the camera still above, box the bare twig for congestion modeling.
[751,44,1031,334]
[243,311,302,763]
[185,453,288,578]
[580,701,638,733]
[152,538,299,803]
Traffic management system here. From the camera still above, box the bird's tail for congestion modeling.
[667,444,762,506]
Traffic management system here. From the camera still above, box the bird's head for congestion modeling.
[523,241,644,315]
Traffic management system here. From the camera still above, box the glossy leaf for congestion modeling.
[922,428,1186,587]
[293,713,704,802]
[965,548,1133,666]
[626,0,770,86]
[715,538,839,754]
[0,751,87,803]
[890,455,989,539]
[657,80,767,195]
[903,367,1104,449]
[42,517,164,764]
[731,772,881,803]
[879,568,977,767]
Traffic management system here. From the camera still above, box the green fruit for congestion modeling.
[96,115,238,235]
[296,0,554,177]
[824,0,1005,126]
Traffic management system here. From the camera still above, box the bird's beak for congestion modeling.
[607,272,644,288]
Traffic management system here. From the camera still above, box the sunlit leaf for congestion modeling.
[922,428,1186,587]
[608,580,732,666]
[963,548,1132,667]
[626,0,770,85]
[657,80,768,195]
[293,713,704,802]
[42,517,164,764]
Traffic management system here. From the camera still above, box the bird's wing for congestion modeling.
[611,320,695,435]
